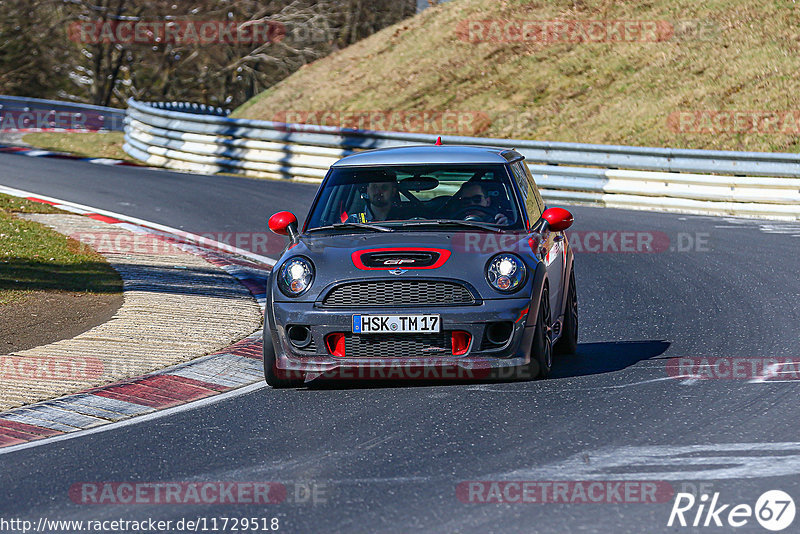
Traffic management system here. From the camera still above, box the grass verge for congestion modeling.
[21,131,130,161]
[0,194,122,307]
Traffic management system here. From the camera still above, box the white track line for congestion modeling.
[0,184,276,266]
[0,383,266,456]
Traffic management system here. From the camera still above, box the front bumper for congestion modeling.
[267,298,536,375]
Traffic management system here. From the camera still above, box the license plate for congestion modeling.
[352,314,440,334]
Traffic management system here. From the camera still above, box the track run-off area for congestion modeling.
[1,152,799,533]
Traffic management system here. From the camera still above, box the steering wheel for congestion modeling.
[451,205,496,222]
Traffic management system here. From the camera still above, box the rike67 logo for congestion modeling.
[668,490,795,531]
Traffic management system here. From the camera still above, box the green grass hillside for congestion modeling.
[234,0,800,153]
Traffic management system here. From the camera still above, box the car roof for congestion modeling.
[331,145,524,167]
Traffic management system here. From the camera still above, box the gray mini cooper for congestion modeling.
[264,145,577,387]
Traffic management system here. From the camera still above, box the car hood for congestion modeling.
[271,230,541,302]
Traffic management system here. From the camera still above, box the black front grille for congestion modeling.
[322,281,475,307]
[344,332,453,358]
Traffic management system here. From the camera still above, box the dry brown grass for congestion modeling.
[234,0,800,152]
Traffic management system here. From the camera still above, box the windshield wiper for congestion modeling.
[399,219,503,233]
[307,222,394,233]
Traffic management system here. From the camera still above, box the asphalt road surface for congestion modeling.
[1,153,799,533]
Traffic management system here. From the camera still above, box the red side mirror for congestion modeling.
[268,211,298,236]
[542,207,574,232]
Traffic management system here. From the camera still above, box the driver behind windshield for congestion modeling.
[347,171,405,223]
[450,181,510,225]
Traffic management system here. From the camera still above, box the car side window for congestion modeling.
[510,161,542,225]
[521,163,545,219]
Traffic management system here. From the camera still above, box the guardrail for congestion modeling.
[117,98,794,221]
[0,95,125,132]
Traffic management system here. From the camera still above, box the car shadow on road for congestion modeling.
[301,340,672,390]
[549,340,671,379]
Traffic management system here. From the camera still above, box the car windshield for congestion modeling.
[305,164,523,231]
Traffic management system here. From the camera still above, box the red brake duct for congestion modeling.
[325,333,346,357]
[451,331,471,356]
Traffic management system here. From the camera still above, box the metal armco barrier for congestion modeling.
[122,99,799,221]
[0,95,125,132]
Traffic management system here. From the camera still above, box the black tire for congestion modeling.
[263,330,305,388]
[519,286,553,380]
[554,269,578,355]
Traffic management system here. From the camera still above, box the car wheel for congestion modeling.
[554,269,578,355]
[521,286,553,380]
[263,330,305,388]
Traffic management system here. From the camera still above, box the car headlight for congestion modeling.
[278,257,314,297]
[486,254,526,293]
